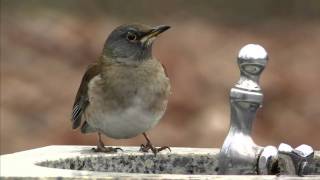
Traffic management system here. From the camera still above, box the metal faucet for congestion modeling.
[218,44,267,175]
[217,44,315,176]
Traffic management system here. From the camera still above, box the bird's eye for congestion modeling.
[126,32,137,41]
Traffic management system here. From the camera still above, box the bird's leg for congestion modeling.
[92,132,123,153]
[140,132,171,155]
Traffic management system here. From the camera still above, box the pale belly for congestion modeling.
[85,98,166,139]
[84,74,169,139]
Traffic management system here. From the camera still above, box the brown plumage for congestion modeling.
[71,24,171,154]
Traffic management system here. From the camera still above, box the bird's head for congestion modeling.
[102,24,170,64]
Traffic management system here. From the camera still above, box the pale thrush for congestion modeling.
[71,24,171,155]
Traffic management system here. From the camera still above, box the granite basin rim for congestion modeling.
[36,147,220,175]
[1,145,319,179]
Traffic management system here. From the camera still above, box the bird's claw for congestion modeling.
[157,146,171,152]
[92,146,123,153]
[139,143,171,155]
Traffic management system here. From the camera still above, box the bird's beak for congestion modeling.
[149,25,171,37]
[140,25,170,44]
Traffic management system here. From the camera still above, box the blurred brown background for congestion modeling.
[1,0,320,154]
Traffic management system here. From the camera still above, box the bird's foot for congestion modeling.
[139,142,171,155]
[92,146,123,153]
[92,132,123,153]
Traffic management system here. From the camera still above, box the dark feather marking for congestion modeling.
[72,105,80,119]
[161,63,169,77]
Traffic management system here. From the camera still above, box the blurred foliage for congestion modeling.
[3,0,320,23]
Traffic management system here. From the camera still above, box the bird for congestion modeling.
[71,24,171,155]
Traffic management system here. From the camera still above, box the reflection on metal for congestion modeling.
[278,143,314,176]
[258,146,278,175]
[218,44,267,175]
[218,44,315,176]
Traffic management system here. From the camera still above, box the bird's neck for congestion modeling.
[99,54,152,67]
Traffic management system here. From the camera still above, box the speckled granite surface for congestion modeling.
[38,153,218,174]
[1,146,319,179]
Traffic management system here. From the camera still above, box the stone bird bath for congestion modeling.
[1,44,319,179]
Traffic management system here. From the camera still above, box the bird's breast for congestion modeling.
[85,60,170,138]
[99,60,170,110]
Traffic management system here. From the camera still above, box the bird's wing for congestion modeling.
[71,63,100,129]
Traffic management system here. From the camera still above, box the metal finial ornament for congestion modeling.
[236,44,268,91]
[218,44,268,175]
